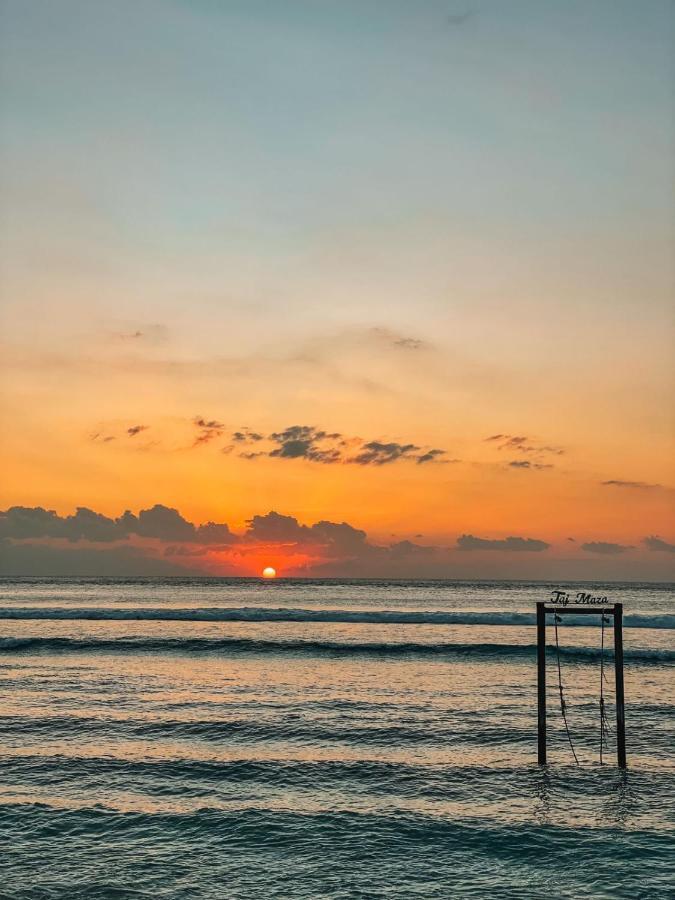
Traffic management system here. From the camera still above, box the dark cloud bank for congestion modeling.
[1,505,672,579]
[0,505,236,545]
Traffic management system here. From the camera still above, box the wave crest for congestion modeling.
[1,606,673,629]
[0,635,671,664]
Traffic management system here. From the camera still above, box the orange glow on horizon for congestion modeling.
[262,566,277,578]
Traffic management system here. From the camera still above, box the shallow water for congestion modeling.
[0,578,673,898]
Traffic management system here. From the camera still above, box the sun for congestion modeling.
[262,566,277,579]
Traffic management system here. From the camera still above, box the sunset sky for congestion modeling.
[1,0,674,578]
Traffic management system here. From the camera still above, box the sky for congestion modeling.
[1,0,674,578]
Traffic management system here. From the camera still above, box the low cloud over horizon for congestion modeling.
[456,535,550,552]
[1,504,672,579]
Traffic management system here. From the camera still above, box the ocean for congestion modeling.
[0,578,673,899]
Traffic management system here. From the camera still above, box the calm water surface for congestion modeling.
[0,578,673,899]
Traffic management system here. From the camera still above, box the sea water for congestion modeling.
[0,578,672,899]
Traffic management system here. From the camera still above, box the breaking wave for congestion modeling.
[1,606,674,629]
[1,635,672,664]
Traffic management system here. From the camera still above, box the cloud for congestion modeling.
[119,505,237,544]
[416,449,449,465]
[0,506,125,542]
[352,441,447,466]
[2,503,671,578]
[90,418,451,466]
[457,534,550,552]
[113,324,169,344]
[601,480,662,490]
[485,434,564,457]
[388,540,435,560]
[581,541,632,555]
[394,337,424,350]
[244,512,436,573]
[268,426,344,463]
[0,504,235,546]
[127,425,148,437]
[447,11,473,26]
[311,519,370,557]
[164,545,210,557]
[192,416,225,446]
[244,511,430,564]
[194,418,224,430]
[368,327,430,351]
[119,505,196,542]
[643,536,675,553]
[0,538,196,576]
[351,441,419,466]
[486,434,528,448]
[246,511,311,543]
[195,521,237,545]
[64,507,126,542]
[508,460,553,470]
[369,327,427,351]
[234,424,447,467]
[232,429,264,443]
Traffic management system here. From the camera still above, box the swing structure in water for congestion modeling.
[536,600,626,768]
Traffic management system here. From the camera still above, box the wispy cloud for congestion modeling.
[192,416,225,446]
[508,460,553,470]
[485,434,564,457]
[602,480,663,490]
[353,441,429,466]
[112,324,169,344]
[368,328,427,351]
[446,11,474,27]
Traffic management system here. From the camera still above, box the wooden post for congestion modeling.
[537,602,546,765]
[614,603,627,768]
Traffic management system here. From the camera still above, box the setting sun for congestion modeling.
[262,567,277,579]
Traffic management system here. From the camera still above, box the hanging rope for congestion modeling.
[599,610,612,765]
[553,611,579,765]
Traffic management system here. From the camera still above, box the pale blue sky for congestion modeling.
[2,0,673,356]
